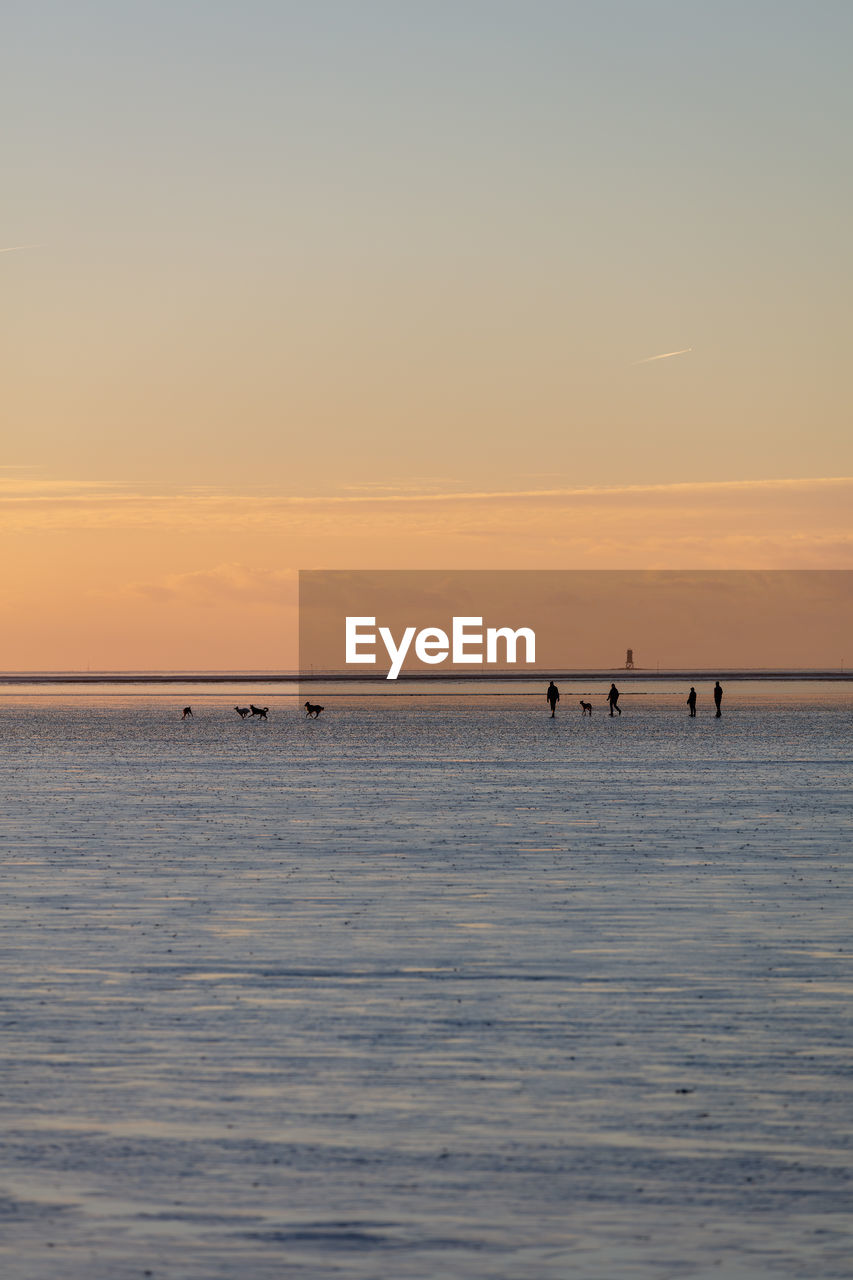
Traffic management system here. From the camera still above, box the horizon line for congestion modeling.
[1,667,850,684]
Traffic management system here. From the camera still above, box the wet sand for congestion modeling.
[1,687,851,1278]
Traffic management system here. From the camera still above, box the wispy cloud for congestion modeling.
[120,562,297,605]
[0,477,127,495]
[0,243,43,255]
[1,475,851,566]
[338,476,457,494]
[633,347,693,364]
[1,475,850,514]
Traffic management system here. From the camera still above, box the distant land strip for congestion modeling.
[0,670,850,685]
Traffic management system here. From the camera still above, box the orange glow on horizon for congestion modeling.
[1,476,850,670]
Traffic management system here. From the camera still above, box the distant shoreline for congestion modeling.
[0,670,850,685]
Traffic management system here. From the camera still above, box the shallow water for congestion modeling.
[1,686,852,1279]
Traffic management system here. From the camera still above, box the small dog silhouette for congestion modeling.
[304,702,324,719]
[249,705,269,719]
[235,706,250,718]
[579,701,592,716]
[182,706,193,719]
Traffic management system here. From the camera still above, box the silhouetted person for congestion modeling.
[546,681,560,717]
[713,681,723,718]
[182,706,193,719]
[607,683,621,716]
[687,687,697,717]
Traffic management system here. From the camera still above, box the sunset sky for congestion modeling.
[3,2,851,669]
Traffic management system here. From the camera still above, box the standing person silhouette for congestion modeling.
[713,681,723,718]
[607,683,621,716]
[546,681,560,717]
[687,687,697,717]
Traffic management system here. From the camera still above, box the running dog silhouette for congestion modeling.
[579,700,592,716]
[249,705,269,719]
[304,702,324,719]
[234,706,250,718]
[181,706,193,719]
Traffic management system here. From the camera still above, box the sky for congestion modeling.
[2,1,851,668]
[301,570,853,674]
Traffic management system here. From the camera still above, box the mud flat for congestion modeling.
[0,685,851,1278]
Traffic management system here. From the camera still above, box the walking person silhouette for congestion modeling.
[546,681,560,718]
[713,681,723,718]
[607,683,621,716]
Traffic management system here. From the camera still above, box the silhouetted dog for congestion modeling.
[249,705,269,719]
[182,706,193,719]
[304,702,324,719]
[579,701,592,716]
[235,706,250,718]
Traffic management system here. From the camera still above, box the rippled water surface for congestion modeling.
[1,684,852,1279]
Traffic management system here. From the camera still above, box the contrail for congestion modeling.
[633,346,693,364]
[0,243,43,254]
